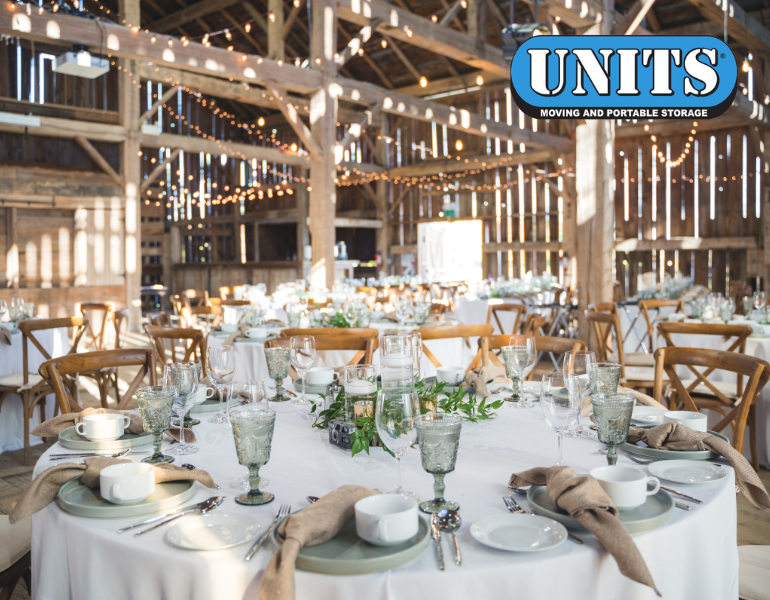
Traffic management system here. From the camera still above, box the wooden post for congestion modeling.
[375,117,388,274]
[268,0,286,61]
[296,168,310,280]
[5,207,18,290]
[576,0,615,346]
[467,0,479,39]
[119,0,142,330]
[763,184,770,290]
[309,0,338,290]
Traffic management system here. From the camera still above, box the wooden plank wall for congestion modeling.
[172,263,299,296]
[614,126,762,296]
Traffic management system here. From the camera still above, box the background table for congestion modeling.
[31,383,738,600]
[0,326,70,454]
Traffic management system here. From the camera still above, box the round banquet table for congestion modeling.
[31,383,738,600]
[0,325,70,454]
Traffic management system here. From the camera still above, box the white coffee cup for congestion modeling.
[590,465,660,511]
[100,463,156,505]
[305,367,339,386]
[355,494,419,546]
[75,413,131,441]
[663,410,708,432]
[193,386,216,404]
[221,323,238,333]
[437,366,465,385]
[246,327,269,339]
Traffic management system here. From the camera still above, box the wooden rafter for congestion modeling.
[134,85,179,130]
[337,21,394,89]
[222,9,266,55]
[147,0,240,32]
[140,148,181,194]
[336,19,381,69]
[262,80,323,162]
[74,136,122,186]
[439,0,465,27]
[684,0,770,60]
[336,101,384,158]
[613,0,657,34]
[379,34,422,82]
[282,0,307,39]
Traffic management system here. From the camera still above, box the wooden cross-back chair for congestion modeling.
[112,309,130,350]
[269,331,379,376]
[79,308,131,409]
[221,300,254,307]
[144,325,207,377]
[170,294,194,328]
[653,347,770,470]
[39,349,157,414]
[638,299,685,353]
[474,335,586,378]
[147,311,173,328]
[219,286,245,300]
[487,303,527,336]
[182,289,209,307]
[413,324,494,370]
[191,305,222,327]
[521,313,547,336]
[0,317,89,464]
[79,302,114,351]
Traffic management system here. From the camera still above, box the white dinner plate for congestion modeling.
[487,382,542,396]
[166,514,261,551]
[470,513,567,552]
[631,406,667,427]
[648,460,729,485]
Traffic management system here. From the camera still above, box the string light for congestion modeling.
[420,77,428,88]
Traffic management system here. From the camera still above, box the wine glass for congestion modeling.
[375,382,420,502]
[0,300,7,323]
[592,393,635,465]
[265,347,291,401]
[563,350,597,438]
[540,373,581,466]
[754,291,767,311]
[135,386,175,464]
[8,298,23,328]
[404,332,422,380]
[230,407,276,505]
[501,336,537,407]
[415,413,463,514]
[395,298,411,327]
[290,336,316,404]
[164,363,199,456]
[231,381,270,491]
[206,345,236,424]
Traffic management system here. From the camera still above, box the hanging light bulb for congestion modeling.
[258,117,265,127]
[225,29,232,40]
[743,58,750,72]
[269,12,275,21]
[455,140,463,151]
[203,33,209,44]
[476,75,484,86]
[420,76,428,87]
[381,39,387,48]
[245,23,251,32]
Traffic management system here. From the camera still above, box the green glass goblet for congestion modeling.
[230,407,277,506]
[415,413,462,514]
[265,348,291,402]
[589,363,622,398]
[592,393,635,466]
[135,386,176,464]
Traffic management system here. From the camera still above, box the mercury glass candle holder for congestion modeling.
[413,302,431,326]
[230,407,276,506]
[135,386,176,464]
[415,413,462,514]
[265,347,291,402]
[589,363,622,398]
[592,393,635,466]
[344,364,377,421]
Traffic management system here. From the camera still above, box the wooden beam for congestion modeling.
[147,0,241,32]
[140,148,181,194]
[134,85,179,130]
[684,0,770,61]
[396,70,505,96]
[5,206,18,289]
[388,187,410,216]
[614,237,758,251]
[388,150,551,178]
[485,0,509,28]
[662,8,770,35]
[262,80,322,162]
[439,0,464,26]
[0,114,127,142]
[337,21,394,89]
[222,9,266,56]
[483,241,562,252]
[268,0,285,60]
[74,136,123,186]
[380,34,422,82]
[282,0,307,39]
[390,244,417,254]
[333,217,383,228]
[0,97,119,124]
[336,19,381,69]
[336,101,384,157]
[337,0,510,77]
[613,0,657,34]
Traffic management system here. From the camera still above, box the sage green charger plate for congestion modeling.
[269,517,430,575]
[191,399,222,414]
[58,427,153,451]
[294,379,334,395]
[527,486,674,535]
[621,430,729,461]
[56,478,195,519]
[235,335,274,344]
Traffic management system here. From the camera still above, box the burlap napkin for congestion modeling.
[464,366,507,396]
[627,423,770,510]
[581,386,667,417]
[259,485,379,600]
[166,427,197,444]
[224,323,249,346]
[509,466,660,596]
[0,326,11,345]
[31,408,144,439]
[9,457,218,524]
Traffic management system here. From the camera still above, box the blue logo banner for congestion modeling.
[510,35,738,119]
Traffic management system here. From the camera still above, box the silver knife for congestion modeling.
[116,501,202,533]
[430,514,445,571]
[661,486,702,504]
[674,502,692,511]
[134,496,224,537]
[245,507,286,562]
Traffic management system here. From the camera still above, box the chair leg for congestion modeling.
[23,391,30,467]
[113,373,120,406]
[100,376,110,409]
[749,406,759,472]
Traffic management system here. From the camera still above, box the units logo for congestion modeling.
[510,36,738,120]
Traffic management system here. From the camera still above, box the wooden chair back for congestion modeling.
[144,325,207,376]
[487,303,527,336]
[521,313,547,336]
[638,299,685,351]
[79,302,114,350]
[182,289,209,307]
[477,335,586,379]
[191,305,222,327]
[39,349,157,413]
[112,309,130,350]
[221,300,253,307]
[219,286,245,300]
[17,317,89,388]
[653,347,770,469]
[267,334,379,370]
[170,294,193,327]
[147,311,173,328]
[585,307,624,373]
[413,324,494,369]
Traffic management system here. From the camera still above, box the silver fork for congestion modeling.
[244,504,291,561]
[502,495,583,545]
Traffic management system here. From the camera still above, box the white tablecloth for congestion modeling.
[0,327,70,454]
[31,383,738,600]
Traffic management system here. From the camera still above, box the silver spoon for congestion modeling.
[307,496,320,504]
[436,509,462,566]
[135,496,225,536]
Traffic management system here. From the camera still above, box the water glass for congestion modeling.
[22,302,34,319]
[164,363,199,456]
[563,350,597,437]
[689,298,705,319]
[135,386,176,464]
[344,364,377,420]
[501,336,537,407]
[404,332,423,380]
[754,291,767,311]
[413,302,431,326]
[589,362,622,397]
[395,298,412,326]
[375,385,420,501]
[380,335,415,383]
[719,303,735,323]
[592,393,635,466]
[540,374,580,466]
[286,303,302,328]
[415,413,463,514]
[0,300,7,322]
[265,347,291,401]
[207,345,236,423]
[8,298,23,325]
[230,381,270,491]
[230,407,276,505]
[355,308,371,328]
[291,336,316,404]
[742,296,754,316]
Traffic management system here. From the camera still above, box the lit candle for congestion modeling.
[346,380,377,396]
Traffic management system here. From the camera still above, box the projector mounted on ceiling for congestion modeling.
[53,45,109,79]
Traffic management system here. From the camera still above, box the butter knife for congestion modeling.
[134,496,224,536]
[430,514,445,571]
[116,500,202,533]
[660,486,702,504]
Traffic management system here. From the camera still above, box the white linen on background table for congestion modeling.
[31,383,738,600]
[0,327,70,454]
